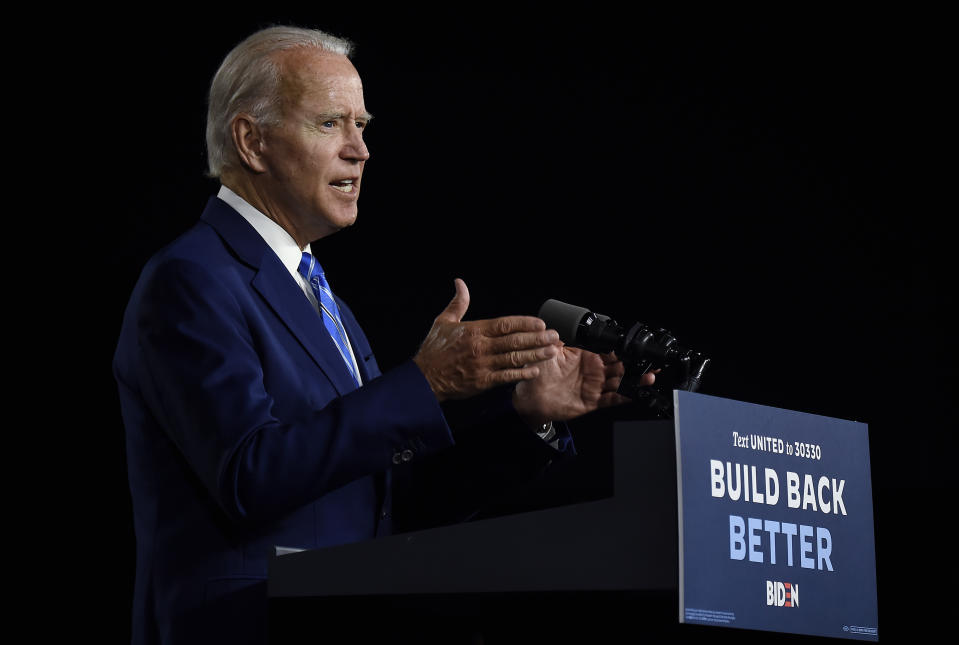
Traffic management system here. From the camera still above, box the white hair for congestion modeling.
[205,26,354,177]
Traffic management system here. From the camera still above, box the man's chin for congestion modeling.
[336,210,359,230]
[315,211,358,239]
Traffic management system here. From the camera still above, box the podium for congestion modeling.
[269,390,879,643]
[268,420,682,643]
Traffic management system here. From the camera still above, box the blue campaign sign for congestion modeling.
[675,391,878,640]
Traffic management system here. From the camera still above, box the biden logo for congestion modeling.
[766,580,798,607]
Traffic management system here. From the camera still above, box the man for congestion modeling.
[115,25,651,644]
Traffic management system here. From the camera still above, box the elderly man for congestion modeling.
[115,25,648,644]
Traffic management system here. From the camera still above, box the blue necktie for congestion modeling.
[297,252,359,385]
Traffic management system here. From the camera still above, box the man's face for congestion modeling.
[259,49,371,244]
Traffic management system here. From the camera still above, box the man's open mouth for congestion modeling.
[330,179,356,193]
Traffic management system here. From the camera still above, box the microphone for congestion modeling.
[538,299,710,403]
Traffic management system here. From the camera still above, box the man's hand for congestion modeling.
[512,348,655,426]
[413,279,560,401]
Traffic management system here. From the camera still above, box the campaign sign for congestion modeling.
[675,391,878,640]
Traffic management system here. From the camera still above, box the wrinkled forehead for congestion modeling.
[274,48,364,111]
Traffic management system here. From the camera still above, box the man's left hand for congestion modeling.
[512,347,654,427]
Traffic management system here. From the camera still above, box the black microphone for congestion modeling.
[538,299,710,396]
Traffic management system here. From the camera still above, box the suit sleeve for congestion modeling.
[132,258,454,525]
[392,386,576,533]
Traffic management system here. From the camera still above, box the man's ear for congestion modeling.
[231,114,268,173]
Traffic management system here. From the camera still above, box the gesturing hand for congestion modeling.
[512,347,653,426]
[413,279,560,402]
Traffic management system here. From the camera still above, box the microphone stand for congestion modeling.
[610,322,711,419]
[618,346,711,419]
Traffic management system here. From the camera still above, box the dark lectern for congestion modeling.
[268,421,679,643]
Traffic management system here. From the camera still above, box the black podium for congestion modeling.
[267,420,685,643]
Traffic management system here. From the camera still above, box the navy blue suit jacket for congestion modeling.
[115,196,570,644]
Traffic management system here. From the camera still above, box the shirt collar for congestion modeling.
[217,184,311,278]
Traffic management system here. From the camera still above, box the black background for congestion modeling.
[71,6,950,642]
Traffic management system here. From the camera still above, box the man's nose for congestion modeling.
[342,128,370,162]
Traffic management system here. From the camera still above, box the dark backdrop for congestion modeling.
[78,7,949,642]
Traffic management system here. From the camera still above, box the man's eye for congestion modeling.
[322,121,336,128]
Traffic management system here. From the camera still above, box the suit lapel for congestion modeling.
[201,197,359,397]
